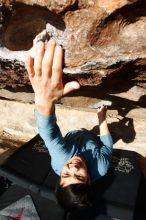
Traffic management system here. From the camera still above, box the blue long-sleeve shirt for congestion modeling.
[36,111,113,182]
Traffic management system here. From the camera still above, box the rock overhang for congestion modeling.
[0,0,146,111]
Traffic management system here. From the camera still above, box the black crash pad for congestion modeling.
[0,184,65,220]
[0,135,145,220]
[93,150,142,220]
[67,150,143,220]
[0,135,54,193]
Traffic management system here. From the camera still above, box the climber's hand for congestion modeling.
[97,105,107,123]
[25,39,80,115]
[97,105,110,135]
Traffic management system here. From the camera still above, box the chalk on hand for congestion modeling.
[89,100,112,109]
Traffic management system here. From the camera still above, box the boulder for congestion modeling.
[0,0,146,164]
[0,0,146,88]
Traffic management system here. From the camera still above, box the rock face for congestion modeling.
[0,0,146,175]
[0,0,146,108]
[0,1,146,142]
[1,0,146,84]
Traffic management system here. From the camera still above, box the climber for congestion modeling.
[25,38,113,211]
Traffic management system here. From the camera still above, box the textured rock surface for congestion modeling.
[1,0,146,86]
[0,0,146,174]
[15,0,77,13]
[0,99,146,154]
[0,0,146,109]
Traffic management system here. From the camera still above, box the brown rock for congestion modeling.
[0,0,146,100]
[15,0,77,13]
[97,0,138,14]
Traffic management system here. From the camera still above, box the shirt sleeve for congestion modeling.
[97,134,113,177]
[35,111,72,175]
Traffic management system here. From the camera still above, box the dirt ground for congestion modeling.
[0,131,28,165]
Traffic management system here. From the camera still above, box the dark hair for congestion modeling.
[55,183,94,211]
